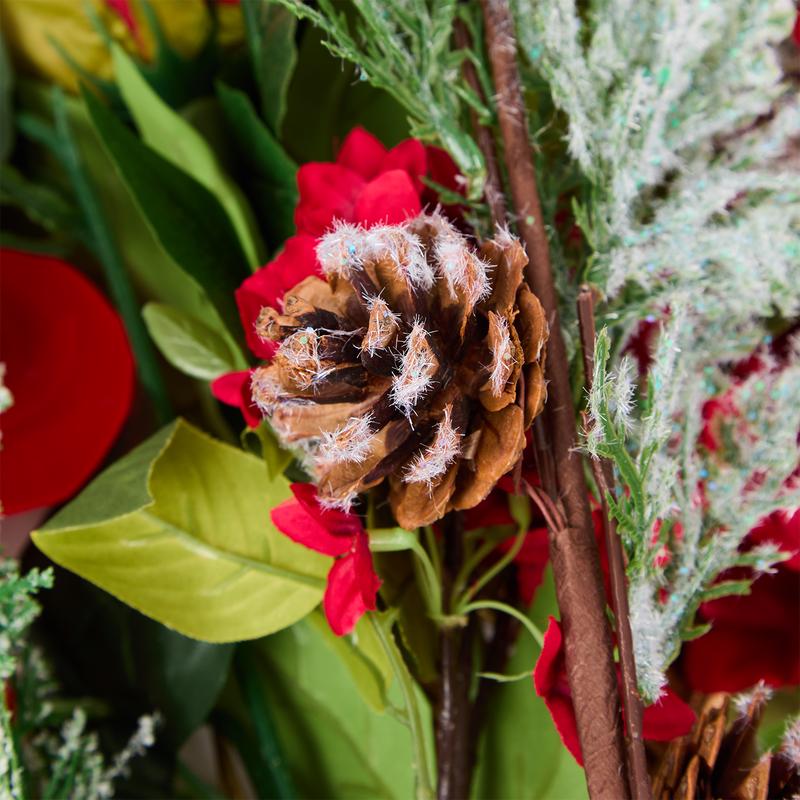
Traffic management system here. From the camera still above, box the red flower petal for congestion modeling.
[381,138,427,194]
[533,616,583,765]
[512,527,550,606]
[682,568,800,692]
[211,370,261,429]
[336,126,388,180]
[353,169,421,227]
[289,482,364,539]
[323,531,381,636]
[294,163,365,235]
[642,688,696,741]
[271,499,353,559]
[0,250,134,515]
[235,234,320,359]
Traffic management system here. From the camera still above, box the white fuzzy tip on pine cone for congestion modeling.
[251,367,282,415]
[367,225,435,290]
[781,717,800,771]
[404,405,462,486]
[318,489,358,513]
[363,294,400,355]
[434,228,492,308]
[733,680,773,720]
[487,312,516,396]
[391,319,438,416]
[316,221,369,279]
[276,328,332,390]
[317,414,375,466]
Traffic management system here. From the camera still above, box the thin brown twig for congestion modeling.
[578,286,653,800]
[479,1,630,797]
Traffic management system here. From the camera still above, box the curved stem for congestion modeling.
[410,539,443,618]
[459,526,526,607]
[459,599,543,648]
[369,614,435,800]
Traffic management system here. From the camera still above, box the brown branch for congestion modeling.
[479,1,630,797]
[453,19,507,226]
[578,287,653,800]
[435,510,474,800]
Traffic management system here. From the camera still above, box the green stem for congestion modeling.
[410,539,442,618]
[423,525,442,582]
[369,614,435,800]
[51,88,173,425]
[459,599,544,648]
[458,526,526,607]
[234,645,295,800]
[450,539,495,607]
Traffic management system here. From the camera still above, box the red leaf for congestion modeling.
[642,688,696,741]
[295,164,365,235]
[336,126,388,180]
[380,138,427,194]
[211,370,261,429]
[353,170,421,227]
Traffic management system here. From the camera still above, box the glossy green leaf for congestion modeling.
[254,610,424,799]
[216,82,297,248]
[143,302,245,381]
[472,567,588,800]
[82,86,248,343]
[112,45,263,268]
[242,0,297,134]
[33,420,328,643]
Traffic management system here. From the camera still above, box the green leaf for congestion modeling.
[33,420,328,642]
[242,422,293,482]
[0,32,14,163]
[82,86,249,343]
[112,44,263,268]
[143,302,245,381]
[251,609,424,799]
[473,567,588,800]
[700,579,752,603]
[216,82,297,247]
[242,0,298,134]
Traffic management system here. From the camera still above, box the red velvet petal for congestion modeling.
[682,569,800,692]
[323,535,381,636]
[642,688,696,741]
[353,170,422,227]
[513,527,550,606]
[381,139,427,194]
[0,251,134,515]
[211,370,261,429]
[235,235,320,359]
[289,482,364,539]
[533,616,583,765]
[295,163,365,235]
[749,508,800,571]
[271,497,352,558]
[336,126,387,181]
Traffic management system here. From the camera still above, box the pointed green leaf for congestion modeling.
[242,0,297,134]
[33,420,328,642]
[143,302,245,380]
[216,82,297,247]
[112,44,263,268]
[82,86,248,343]
[700,579,752,603]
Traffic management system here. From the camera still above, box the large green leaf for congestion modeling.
[81,86,249,343]
[472,567,588,800]
[143,302,245,381]
[252,610,423,799]
[33,420,328,643]
[242,0,297,134]
[112,45,263,268]
[216,82,297,248]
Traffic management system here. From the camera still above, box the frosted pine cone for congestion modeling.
[251,213,549,528]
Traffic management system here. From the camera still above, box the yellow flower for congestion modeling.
[0,0,244,92]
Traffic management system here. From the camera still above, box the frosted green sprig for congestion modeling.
[274,0,488,199]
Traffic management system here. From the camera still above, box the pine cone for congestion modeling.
[651,684,799,800]
[250,213,549,528]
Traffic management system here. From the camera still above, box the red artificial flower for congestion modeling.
[271,483,381,635]
[210,370,261,428]
[681,507,800,693]
[216,126,461,426]
[0,250,134,515]
[534,616,696,765]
